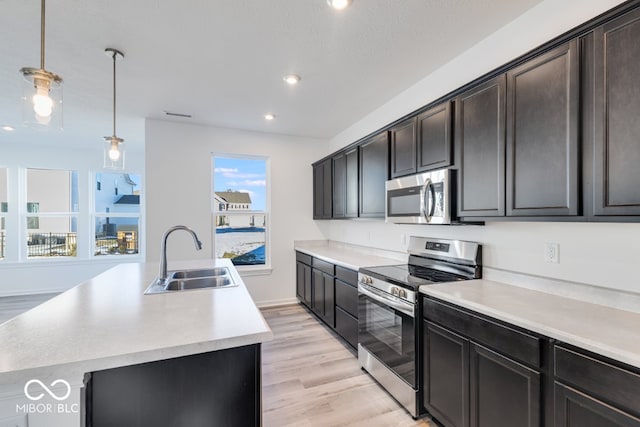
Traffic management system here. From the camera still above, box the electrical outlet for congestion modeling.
[543,242,559,264]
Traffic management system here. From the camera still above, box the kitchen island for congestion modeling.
[0,259,272,427]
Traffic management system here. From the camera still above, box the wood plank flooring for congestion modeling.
[261,304,434,427]
[0,293,59,324]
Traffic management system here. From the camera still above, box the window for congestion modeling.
[94,173,141,256]
[26,169,78,258]
[213,156,269,268]
[0,168,6,260]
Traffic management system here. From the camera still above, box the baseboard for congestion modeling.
[255,297,298,308]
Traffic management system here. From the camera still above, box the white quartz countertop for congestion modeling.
[294,240,404,270]
[420,280,640,369]
[0,259,273,385]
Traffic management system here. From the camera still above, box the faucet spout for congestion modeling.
[159,225,203,283]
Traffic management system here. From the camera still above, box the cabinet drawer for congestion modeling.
[296,251,312,265]
[335,307,358,349]
[335,279,358,318]
[335,266,358,287]
[555,345,640,417]
[423,297,541,368]
[312,258,334,275]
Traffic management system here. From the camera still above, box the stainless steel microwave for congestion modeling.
[385,169,453,224]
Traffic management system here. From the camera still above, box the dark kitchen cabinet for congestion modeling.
[312,269,334,327]
[334,265,359,349]
[590,9,640,217]
[86,344,261,427]
[333,148,359,218]
[417,102,453,172]
[506,40,580,216]
[296,252,312,306]
[554,344,640,426]
[456,75,506,218]
[390,117,417,178]
[313,159,332,219]
[359,132,389,218]
[423,297,543,427]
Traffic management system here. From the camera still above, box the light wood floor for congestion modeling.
[0,293,59,324]
[261,304,434,427]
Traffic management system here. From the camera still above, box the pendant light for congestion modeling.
[103,48,125,170]
[20,0,63,127]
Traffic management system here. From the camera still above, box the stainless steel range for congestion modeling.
[358,236,482,418]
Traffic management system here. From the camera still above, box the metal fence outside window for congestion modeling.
[27,232,77,257]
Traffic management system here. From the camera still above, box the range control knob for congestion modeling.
[399,289,407,299]
[391,287,400,296]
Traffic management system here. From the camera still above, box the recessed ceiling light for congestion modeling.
[2,125,15,132]
[283,74,301,85]
[327,0,352,10]
[264,113,276,121]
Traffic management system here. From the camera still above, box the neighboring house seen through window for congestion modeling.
[213,155,269,268]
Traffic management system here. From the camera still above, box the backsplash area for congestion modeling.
[326,220,640,295]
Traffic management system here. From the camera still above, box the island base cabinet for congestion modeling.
[84,344,261,427]
[555,383,640,427]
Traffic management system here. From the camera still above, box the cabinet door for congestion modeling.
[424,321,469,427]
[592,9,640,216]
[296,261,305,300]
[390,117,417,178]
[313,163,324,219]
[323,273,335,328]
[322,159,332,218]
[359,132,389,218]
[469,343,541,427]
[456,76,506,218]
[303,264,312,306]
[312,268,324,316]
[506,40,580,216]
[333,153,347,218]
[418,102,453,172]
[555,383,640,427]
[345,148,359,218]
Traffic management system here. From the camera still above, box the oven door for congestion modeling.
[358,283,416,387]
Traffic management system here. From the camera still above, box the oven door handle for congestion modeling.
[358,284,415,318]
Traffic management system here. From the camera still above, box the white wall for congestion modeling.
[145,119,329,305]
[0,143,145,296]
[327,0,640,294]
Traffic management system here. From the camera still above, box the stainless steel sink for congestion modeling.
[170,267,229,279]
[165,276,234,291]
[144,267,237,294]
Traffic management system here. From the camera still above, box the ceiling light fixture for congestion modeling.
[264,113,276,121]
[20,0,63,127]
[283,74,301,85]
[327,0,352,10]
[103,48,125,170]
[2,126,16,132]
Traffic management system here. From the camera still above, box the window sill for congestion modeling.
[236,266,273,277]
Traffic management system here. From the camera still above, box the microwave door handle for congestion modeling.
[422,178,434,223]
[358,284,415,318]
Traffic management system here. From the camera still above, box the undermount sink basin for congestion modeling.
[170,267,229,279]
[144,267,237,294]
[165,276,234,290]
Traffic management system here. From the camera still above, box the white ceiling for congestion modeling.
[0,0,543,150]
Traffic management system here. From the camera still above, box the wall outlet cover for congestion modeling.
[543,242,560,264]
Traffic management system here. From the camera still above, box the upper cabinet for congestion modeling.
[389,102,453,179]
[506,40,580,217]
[359,132,389,218]
[417,102,453,173]
[313,158,332,220]
[456,76,506,218]
[390,117,417,178]
[333,148,359,219]
[590,9,640,217]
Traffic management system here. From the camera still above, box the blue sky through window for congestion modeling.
[214,157,266,211]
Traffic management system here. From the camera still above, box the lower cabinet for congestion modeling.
[555,383,640,427]
[423,297,543,427]
[295,252,358,350]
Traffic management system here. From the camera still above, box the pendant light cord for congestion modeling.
[112,51,117,137]
[40,0,45,70]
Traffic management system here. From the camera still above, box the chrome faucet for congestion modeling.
[159,225,203,283]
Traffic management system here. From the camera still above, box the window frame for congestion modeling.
[212,154,271,274]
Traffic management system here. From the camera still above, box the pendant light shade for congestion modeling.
[20,0,63,128]
[103,48,125,170]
